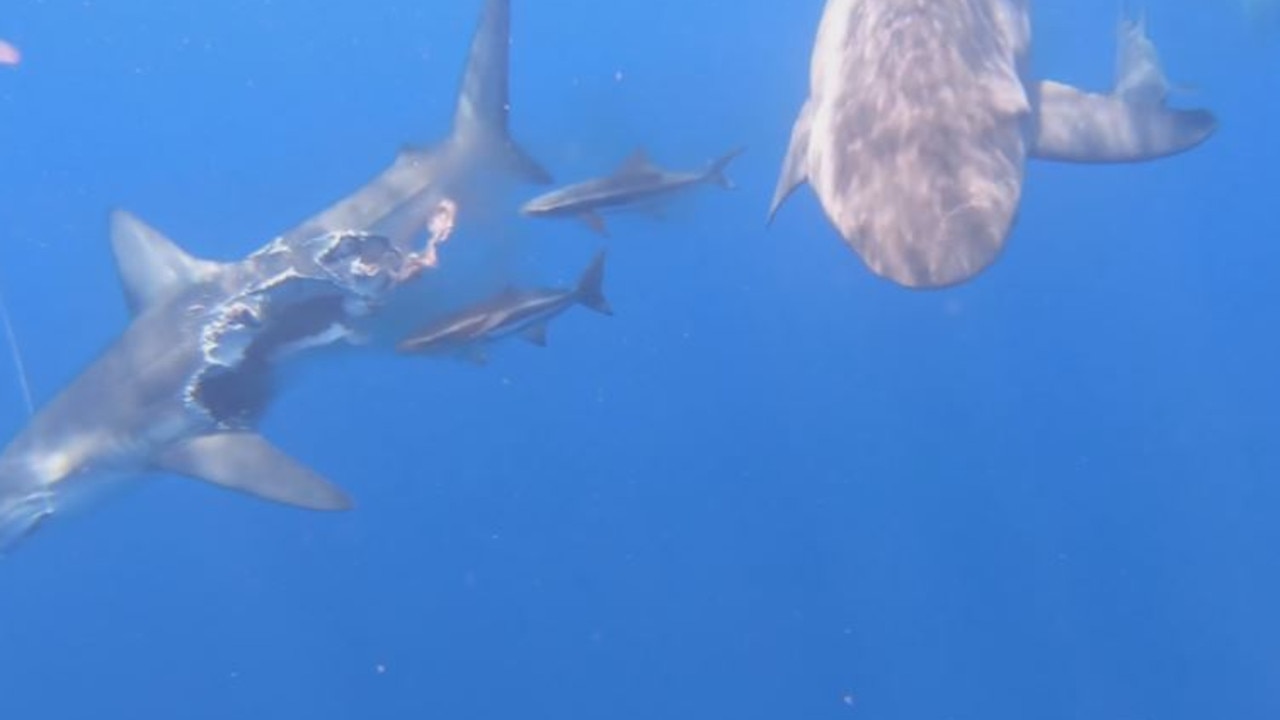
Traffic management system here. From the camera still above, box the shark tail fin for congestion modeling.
[575,251,613,316]
[705,146,746,189]
[451,0,552,185]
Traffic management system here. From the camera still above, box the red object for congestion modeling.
[0,40,21,67]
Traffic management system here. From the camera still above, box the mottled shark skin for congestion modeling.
[0,209,450,553]
[769,1,1217,289]
[280,0,550,255]
[521,147,744,236]
[398,251,611,361]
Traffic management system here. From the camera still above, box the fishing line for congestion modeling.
[0,278,33,418]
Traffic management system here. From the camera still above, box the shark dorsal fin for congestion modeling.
[615,147,658,178]
[110,210,221,315]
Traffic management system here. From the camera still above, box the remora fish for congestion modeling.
[281,0,551,254]
[521,147,744,236]
[397,251,611,361]
[768,2,1217,289]
[0,208,451,552]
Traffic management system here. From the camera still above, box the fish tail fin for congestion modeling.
[704,146,746,189]
[450,0,553,185]
[575,251,613,316]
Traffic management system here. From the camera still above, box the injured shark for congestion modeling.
[521,147,744,236]
[0,207,454,553]
[397,250,611,362]
[768,1,1218,289]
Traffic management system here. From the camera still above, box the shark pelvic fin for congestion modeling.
[110,210,223,315]
[768,100,813,224]
[156,433,353,511]
[575,251,612,316]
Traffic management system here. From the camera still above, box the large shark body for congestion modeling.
[0,0,547,552]
[769,1,1217,289]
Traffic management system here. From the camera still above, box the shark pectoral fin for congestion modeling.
[1030,80,1217,163]
[520,323,549,346]
[581,211,610,237]
[769,100,814,224]
[156,433,352,511]
[110,210,223,315]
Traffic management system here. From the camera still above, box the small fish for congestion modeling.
[521,147,743,236]
[397,251,611,361]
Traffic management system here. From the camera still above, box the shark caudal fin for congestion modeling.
[450,0,552,185]
[575,251,612,316]
[704,146,746,190]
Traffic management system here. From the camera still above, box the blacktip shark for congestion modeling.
[521,147,744,236]
[0,0,549,552]
[768,1,1218,289]
[397,250,611,361]
[0,207,454,552]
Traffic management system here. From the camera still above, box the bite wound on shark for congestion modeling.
[396,198,458,283]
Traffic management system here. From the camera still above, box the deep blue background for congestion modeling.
[0,1,1277,718]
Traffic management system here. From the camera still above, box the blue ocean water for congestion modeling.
[0,1,1276,718]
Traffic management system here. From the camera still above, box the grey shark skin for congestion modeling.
[0,211,440,552]
[397,251,611,360]
[281,0,550,255]
[768,1,1217,289]
[521,147,744,236]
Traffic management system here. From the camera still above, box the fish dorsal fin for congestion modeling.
[155,432,353,511]
[110,210,222,315]
[615,147,658,178]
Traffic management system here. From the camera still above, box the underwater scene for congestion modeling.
[0,0,1277,718]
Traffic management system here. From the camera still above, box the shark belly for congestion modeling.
[804,0,1032,288]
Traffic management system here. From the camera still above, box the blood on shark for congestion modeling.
[521,147,743,236]
[0,0,545,552]
[768,1,1217,289]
